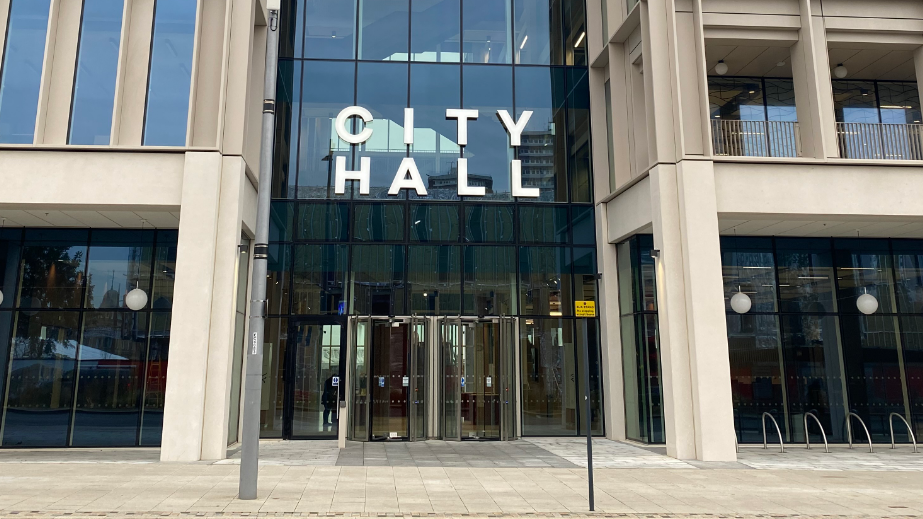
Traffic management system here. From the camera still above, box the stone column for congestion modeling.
[160,152,223,462]
[791,0,838,159]
[200,157,250,460]
[649,162,737,461]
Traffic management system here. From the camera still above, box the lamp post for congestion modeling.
[239,3,280,501]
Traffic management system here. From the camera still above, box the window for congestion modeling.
[0,0,52,144]
[143,0,197,146]
[69,0,124,145]
[0,229,177,447]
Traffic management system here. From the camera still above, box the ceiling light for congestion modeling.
[715,60,728,75]
[834,63,848,79]
[777,61,786,67]
[574,32,585,47]
[857,289,879,315]
[731,288,752,314]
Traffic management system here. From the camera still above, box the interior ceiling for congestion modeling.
[0,210,180,228]
[719,218,923,238]
[827,48,917,81]
[705,45,794,77]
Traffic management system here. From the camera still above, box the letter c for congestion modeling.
[335,106,374,144]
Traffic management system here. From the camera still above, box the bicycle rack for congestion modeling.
[889,413,919,453]
[804,412,829,453]
[846,412,873,453]
[762,412,784,453]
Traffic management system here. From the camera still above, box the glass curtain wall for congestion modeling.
[722,236,923,444]
[0,229,177,447]
[832,80,921,160]
[264,0,600,438]
[708,77,798,157]
[616,235,664,443]
[0,0,52,144]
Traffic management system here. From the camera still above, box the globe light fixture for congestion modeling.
[834,63,848,79]
[126,286,149,311]
[715,60,728,76]
[730,288,752,314]
[0,288,3,306]
[857,288,879,315]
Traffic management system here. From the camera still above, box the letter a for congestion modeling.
[335,156,370,195]
[389,158,428,196]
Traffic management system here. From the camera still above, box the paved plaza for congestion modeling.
[1,438,922,517]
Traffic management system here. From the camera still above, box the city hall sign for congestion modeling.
[334,106,539,198]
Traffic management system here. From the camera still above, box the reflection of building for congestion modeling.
[427,163,493,193]
[518,127,556,190]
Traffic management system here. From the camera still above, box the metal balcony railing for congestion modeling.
[836,122,923,161]
[711,119,802,158]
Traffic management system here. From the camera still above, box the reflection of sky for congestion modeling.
[329,119,460,154]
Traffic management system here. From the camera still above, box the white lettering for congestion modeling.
[456,158,485,196]
[388,158,428,196]
[511,159,539,197]
[446,108,479,146]
[335,106,374,144]
[404,108,414,145]
[497,110,533,146]
[335,156,371,195]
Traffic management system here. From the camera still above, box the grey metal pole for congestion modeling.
[239,7,280,501]
[582,318,595,511]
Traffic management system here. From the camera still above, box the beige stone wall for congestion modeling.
[590,0,923,459]
[0,0,268,461]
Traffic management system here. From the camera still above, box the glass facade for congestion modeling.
[617,235,664,444]
[833,80,921,125]
[0,0,52,144]
[143,0,197,146]
[0,229,176,447]
[69,0,124,145]
[723,236,923,444]
[264,0,600,439]
[708,76,799,158]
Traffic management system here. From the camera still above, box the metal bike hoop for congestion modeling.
[846,412,873,453]
[804,412,829,453]
[889,413,919,453]
[762,412,784,453]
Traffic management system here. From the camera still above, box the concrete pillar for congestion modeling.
[791,0,838,159]
[639,0,680,166]
[649,164,696,460]
[200,157,250,460]
[914,47,923,108]
[596,205,626,441]
[160,152,223,462]
[649,162,736,461]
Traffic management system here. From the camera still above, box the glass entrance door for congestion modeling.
[347,316,427,441]
[441,317,517,440]
[286,318,346,439]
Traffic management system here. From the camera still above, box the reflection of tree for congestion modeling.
[21,246,87,309]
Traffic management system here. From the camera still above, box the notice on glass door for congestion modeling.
[402,376,409,387]
[486,376,492,388]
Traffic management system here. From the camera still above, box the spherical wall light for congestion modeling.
[834,63,848,79]
[0,289,4,306]
[857,292,879,315]
[730,291,752,314]
[126,287,148,311]
[715,60,729,76]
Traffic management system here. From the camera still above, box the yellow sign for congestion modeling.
[575,301,596,317]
